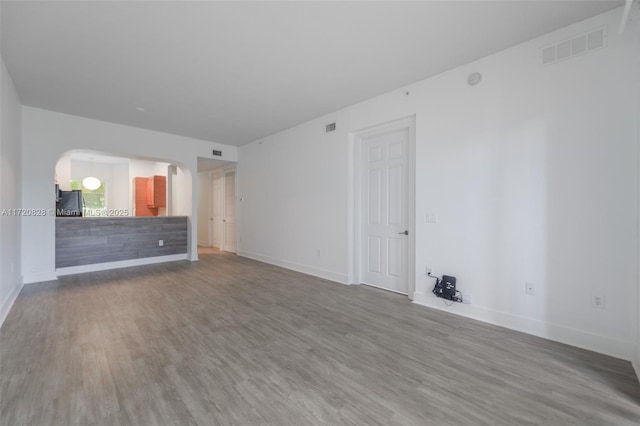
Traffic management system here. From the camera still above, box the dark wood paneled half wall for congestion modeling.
[56,217,188,268]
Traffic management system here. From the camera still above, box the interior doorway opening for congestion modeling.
[197,158,237,254]
[55,150,193,219]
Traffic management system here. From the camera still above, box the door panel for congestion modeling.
[361,128,408,294]
[368,237,381,273]
[223,171,237,253]
[212,176,223,248]
[388,238,402,278]
[368,169,381,224]
[388,165,402,225]
[369,145,382,162]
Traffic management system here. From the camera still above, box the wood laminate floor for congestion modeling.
[1,252,638,425]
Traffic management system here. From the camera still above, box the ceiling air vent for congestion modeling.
[325,122,336,133]
[541,26,607,65]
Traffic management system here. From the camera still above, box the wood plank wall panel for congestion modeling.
[56,217,188,268]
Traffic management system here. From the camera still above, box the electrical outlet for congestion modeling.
[525,282,535,296]
[316,249,321,256]
[158,240,164,247]
[10,263,14,273]
[426,212,438,223]
[462,293,472,304]
[426,267,433,276]
[591,294,605,309]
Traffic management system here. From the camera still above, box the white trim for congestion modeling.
[636,83,640,383]
[23,271,59,284]
[407,120,416,300]
[619,0,633,34]
[238,250,348,284]
[633,346,640,384]
[222,166,238,253]
[348,116,416,298]
[361,282,408,296]
[413,292,634,361]
[56,253,188,276]
[0,278,24,328]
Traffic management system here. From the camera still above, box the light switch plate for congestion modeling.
[525,282,535,296]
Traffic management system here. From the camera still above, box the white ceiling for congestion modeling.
[1,1,623,146]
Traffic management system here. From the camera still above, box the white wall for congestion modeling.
[0,56,23,326]
[173,165,191,217]
[238,8,640,360]
[55,154,71,191]
[70,159,112,184]
[21,107,237,283]
[111,162,129,212]
[238,116,349,283]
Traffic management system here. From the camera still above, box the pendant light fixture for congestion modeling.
[82,158,101,191]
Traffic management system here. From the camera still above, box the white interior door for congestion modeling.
[223,170,237,253]
[361,128,409,294]
[211,176,223,249]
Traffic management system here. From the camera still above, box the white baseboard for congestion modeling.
[413,292,634,362]
[23,270,58,284]
[56,253,188,276]
[0,278,24,328]
[237,250,348,284]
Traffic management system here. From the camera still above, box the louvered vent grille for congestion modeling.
[542,26,607,65]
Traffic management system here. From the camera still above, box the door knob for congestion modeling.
[398,230,408,235]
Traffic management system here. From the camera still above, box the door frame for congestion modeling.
[221,166,237,253]
[348,116,416,299]
[197,170,215,247]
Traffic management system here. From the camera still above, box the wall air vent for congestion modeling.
[325,122,336,133]
[541,26,607,65]
[212,150,222,157]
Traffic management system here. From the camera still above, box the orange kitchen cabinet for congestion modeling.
[134,175,166,216]
[147,175,166,208]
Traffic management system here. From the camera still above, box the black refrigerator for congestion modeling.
[56,190,83,217]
